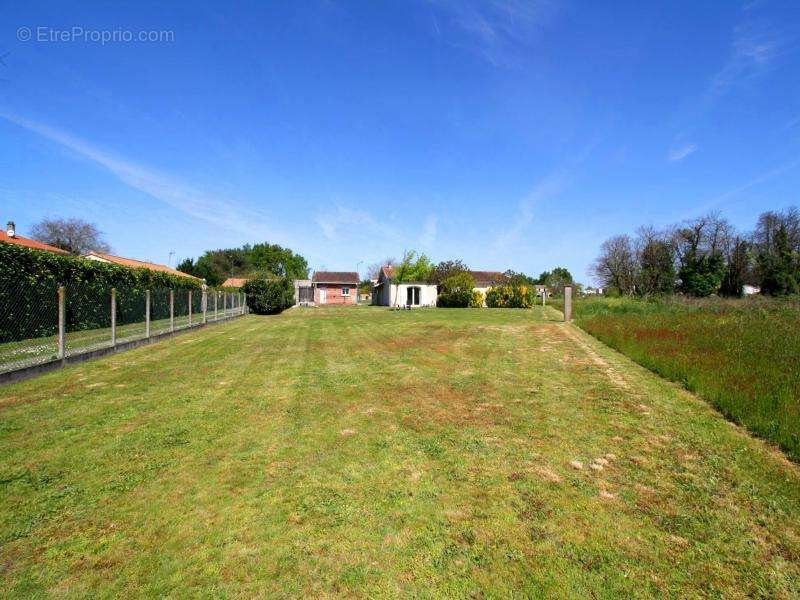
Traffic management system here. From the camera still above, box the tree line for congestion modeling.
[177,243,309,287]
[592,207,800,297]
[368,252,575,293]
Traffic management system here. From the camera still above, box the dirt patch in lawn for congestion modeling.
[384,380,505,428]
[380,326,461,354]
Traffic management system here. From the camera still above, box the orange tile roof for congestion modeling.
[0,230,70,254]
[83,252,200,280]
[221,277,249,288]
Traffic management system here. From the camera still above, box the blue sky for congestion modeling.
[2,1,799,282]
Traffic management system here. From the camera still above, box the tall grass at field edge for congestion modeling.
[568,296,800,461]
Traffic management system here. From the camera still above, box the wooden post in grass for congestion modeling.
[110,288,116,347]
[145,290,151,338]
[188,290,193,326]
[169,289,175,332]
[57,286,65,360]
[564,284,573,322]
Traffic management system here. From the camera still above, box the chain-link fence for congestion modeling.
[0,281,247,375]
[0,279,59,372]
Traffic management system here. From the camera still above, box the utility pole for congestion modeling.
[355,261,364,303]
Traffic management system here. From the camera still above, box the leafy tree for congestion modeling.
[544,267,573,295]
[429,259,469,285]
[249,243,308,279]
[720,238,751,297]
[678,254,726,297]
[638,239,675,295]
[758,224,799,296]
[503,270,536,286]
[184,243,309,287]
[393,251,433,283]
[675,214,731,297]
[176,258,199,277]
[241,278,295,314]
[29,217,111,255]
[437,271,477,307]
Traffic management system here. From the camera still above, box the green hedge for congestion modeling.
[0,243,201,343]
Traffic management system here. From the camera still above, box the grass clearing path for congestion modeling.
[1,306,799,597]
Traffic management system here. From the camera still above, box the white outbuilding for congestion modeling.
[372,265,438,307]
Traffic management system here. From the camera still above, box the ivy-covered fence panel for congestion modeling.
[0,243,202,372]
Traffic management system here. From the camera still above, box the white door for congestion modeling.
[319,288,327,304]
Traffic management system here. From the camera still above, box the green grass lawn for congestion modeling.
[0,308,244,374]
[564,296,800,462]
[1,306,799,597]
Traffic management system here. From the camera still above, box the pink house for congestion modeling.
[311,271,359,305]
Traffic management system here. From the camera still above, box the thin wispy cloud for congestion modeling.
[0,111,276,239]
[668,142,698,162]
[427,0,559,67]
[684,155,800,219]
[316,203,400,242]
[316,204,441,263]
[709,10,791,98]
[419,214,438,248]
[493,169,566,250]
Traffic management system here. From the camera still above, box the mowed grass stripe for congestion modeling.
[1,307,799,597]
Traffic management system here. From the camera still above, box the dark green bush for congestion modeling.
[0,243,200,343]
[437,272,476,308]
[241,278,294,314]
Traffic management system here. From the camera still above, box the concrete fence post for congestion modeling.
[542,289,546,307]
[188,290,193,326]
[57,286,65,360]
[223,292,227,318]
[214,292,218,321]
[111,288,117,347]
[169,289,175,332]
[145,290,151,338]
[564,285,573,322]
[202,290,207,324]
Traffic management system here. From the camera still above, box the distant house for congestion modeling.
[221,277,249,288]
[82,251,200,281]
[312,271,359,305]
[743,284,760,296]
[584,286,604,295]
[534,284,550,299]
[470,271,509,299]
[372,265,437,307]
[1,221,69,255]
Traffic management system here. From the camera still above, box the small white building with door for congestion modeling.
[372,265,437,307]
